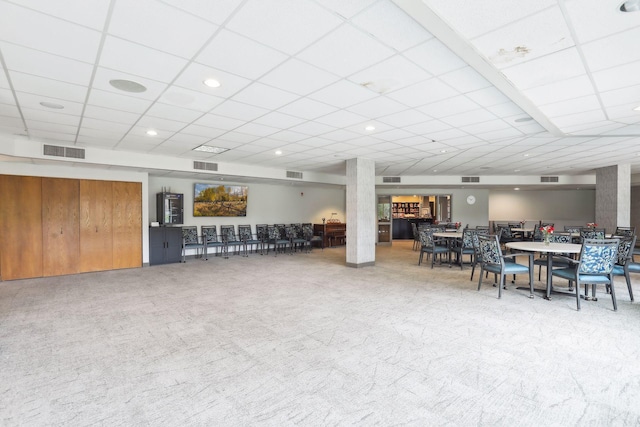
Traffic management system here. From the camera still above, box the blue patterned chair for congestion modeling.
[289,224,307,253]
[477,234,534,299]
[614,226,635,237]
[202,225,222,258]
[532,232,573,280]
[220,225,242,258]
[238,224,261,255]
[611,234,637,302]
[255,224,269,255]
[267,225,290,256]
[469,228,489,281]
[181,226,206,262]
[302,223,323,251]
[450,228,475,270]
[550,238,619,311]
[579,228,606,241]
[418,229,449,268]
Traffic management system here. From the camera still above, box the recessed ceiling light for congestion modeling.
[620,0,640,12]
[365,125,376,131]
[514,117,533,123]
[193,145,228,154]
[146,130,158,136]
[109,79,147,93]
[523,153,530,157]
[39,101,64,109]
[433,169,438,172]
[440,150,447,153]
[514,187,520,190]
[203,78,221,88]
[514,169,520,172]
[275,150,283,155]
[634,105,640,111]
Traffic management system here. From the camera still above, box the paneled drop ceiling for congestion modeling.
[0,0,639,182]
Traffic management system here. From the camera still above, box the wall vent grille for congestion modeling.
[540,176,559,183]
[286,171,303,179]
[382,176,401,183]
[461,176,480,183]
[43,144,85,159]
[193,161,218,171]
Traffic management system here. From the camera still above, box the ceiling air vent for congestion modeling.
[382,177,401,183]
[43,144,65,157]
[541,176,559,183]
[193,161,218,171]
[461,176,480,183]
[286,171,303,179]
[43,144,85,159]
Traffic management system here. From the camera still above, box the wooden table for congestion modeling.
[506,241,582,299]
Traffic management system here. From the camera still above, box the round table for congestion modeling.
[506,241,582,299]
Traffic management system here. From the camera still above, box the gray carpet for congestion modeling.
[2,241,640,426]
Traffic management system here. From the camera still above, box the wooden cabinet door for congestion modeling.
[42,178,79,276]
[0,175,43,280]
[79,180,113,272]
[112,181,142,269]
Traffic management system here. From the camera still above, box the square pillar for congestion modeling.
[346,158,376,267]
[595,164,630,231]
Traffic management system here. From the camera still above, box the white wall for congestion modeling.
[489,189,595,230]
[149,176,346,227]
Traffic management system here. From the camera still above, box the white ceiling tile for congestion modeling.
[348,55,431,94]
[308,80,377,108]
[160,87,224,113]
[346,97,408,118]
[371,128,415,142]
[351,1,432,51]
[29,129,76,143]
[253,112,306,129]
[25,118,77,135]
[316,0,377,19]
[233,122,280,137]
[551,109,607,129]
[0,103,20,119]
[0,3,102,63]
[298,25,395,76]
[160,0,244,25]
[288,121,336,136]
[16,91,84,116]
[465,86,511,107]
[278,98,337,120]
[538,95,601,118]
[471,7,575,69]
[376,109,431,128]
[210,100,269,121]
[226,0,342,55]
[10,72,88,103]
[315,110,368,128]
[584,28,640,71]
[387,78,459,108]
[214,131,260,143]
[501,48,586,90]
[173,62,252,98]
[269,130,310,143]
[1,42,94,86]
[439,67,491,94]
[179,124,226,139]
[425,0,556,39]
[460,119,510,135]
[83,105,140,126]
[11,0,111,30]
[193,113,245,130]
[232,83,300,110]
[524,75,594,106]
[87,88,154,114]
[196,29,288,80]
[474,127,523,141]
[592,60,640,93]
[146,102,204,123]
[20,107,80,127]
[403,38,466,76]
[404,119,451,135]
[99,36,188,83]
[137,115,188,133]
[486,102,526,118]
[80,117,131,134]
[600,84,640,108]
[418,95,479,119]
[564,0,640,44]
[261,59,339,96]
[109,0,218,58]
[320,129,362,142]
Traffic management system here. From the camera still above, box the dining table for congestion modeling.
[505,241,582,299]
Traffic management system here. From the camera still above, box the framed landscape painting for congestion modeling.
[194,183,248,217]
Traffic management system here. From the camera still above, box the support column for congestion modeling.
[346,158,376,268]
[595,164,630,232]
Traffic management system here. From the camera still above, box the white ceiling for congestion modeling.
[0,0,639,180]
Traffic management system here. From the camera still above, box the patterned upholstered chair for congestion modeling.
[220,225,242,257]
[477,234,534,299]
[289,224,307,253]
[418,229,449,268]
[255,224,268,255]
[181,226,206,262]
[613,226,635,237]
[267,225,290,256]
[469,228,489,281]
[450,228,475,270]
[202,225,223,258]
[302,223,323,251]
[579,228,606,241]
[238,224,261,255]
[611,234,637,302]
[550,238,619,311]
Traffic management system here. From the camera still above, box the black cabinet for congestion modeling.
[149,226,182,265]
[156,192,183,225]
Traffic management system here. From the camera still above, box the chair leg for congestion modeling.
[498,274,504,298]
[576,281,581,310]
[477,267,484,291]
[610,278,618,311]
[625,272,634,301]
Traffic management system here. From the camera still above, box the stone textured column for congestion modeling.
[346,158,376,268]
[595,164,630,232]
